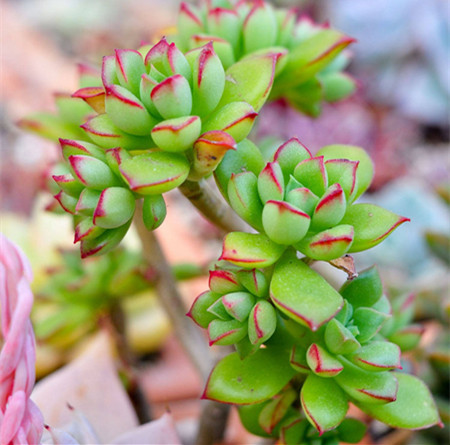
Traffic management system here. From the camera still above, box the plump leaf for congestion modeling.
[353,307,390,343]
[335,360,398,404]
[238,403,272,438]
[262,200,311,245]
[215,139,264,199]
[119,152,190,194]
[219,52,282,112]
[350,341,401,372]
[258,389,297,434]
[317,145,374,201]
[357,373,440,430]
[187,291,220,328]
[300,374,349,434]
[324,318,360,355]
[220,232,286,269]
[270,254,343,330]
[321,72,357,103]
[277,29,355,88]
[336,418,367,443]
[295,224,354,261]
[208,319,247,346]
[306,343,343,377]
[228,171,264,230]
[248,300,277,346]
[342,204,409,252]
[203,348,296,404]
[340,266,382,309]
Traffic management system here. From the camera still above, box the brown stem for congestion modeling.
[196,400,231,445]
[104,301,151,424]
[134,202,232,445]
[134,202,213,380]
[179,179,250,233]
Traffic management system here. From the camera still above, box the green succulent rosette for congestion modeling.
[216,139,409,263]
[173,0,357,116]
[192,262,441,440]
[44,35,284,257]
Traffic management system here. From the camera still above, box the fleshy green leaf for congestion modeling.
[218,51,283,112]
[300,374,349,435]
[215,139,264,199]
[270,253,343,330]
[335,360,398,404]
[336,418,367,443]
[357,373,440,429]
[349,341,401,372]
[220,232,286,269]
[340,266,383,309]
[317,145,374,201]
[119,151,190,194]
[342,204,409,252]
[203,348,296,404]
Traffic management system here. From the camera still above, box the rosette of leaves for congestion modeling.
[47,36,285,256]
[173,0,357,115]
[188,264,278,354]
[215,138,409,264]
[33,248,152,350]
[196,263,441,441]
[33,248,203,351]
[74,37,280,173]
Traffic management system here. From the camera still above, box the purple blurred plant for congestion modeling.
[0,234,44,445]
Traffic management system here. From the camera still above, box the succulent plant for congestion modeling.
[196,263,441,439]
[173,0,356,115]
[41,35,287,257]
[16,1,443,443]
[216,138,409,264]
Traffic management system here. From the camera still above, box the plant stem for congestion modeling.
[134,202,232,445]
[196,400,230,445]
[134,202,212,380]
[104,301,151,424]
[179,179,250,233]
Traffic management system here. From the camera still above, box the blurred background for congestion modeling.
[1,1,449,444]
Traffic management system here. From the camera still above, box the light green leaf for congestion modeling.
[270,254,343,330]
[357,373,440,429]
[203,348,296,404]
[342,204,409,252]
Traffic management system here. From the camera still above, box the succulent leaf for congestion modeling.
[151,115,202,152]
[142,194,167,230]
[357,373,440,429]
[119,151,190,194]
[301,374,349,435]
[262,200,311,245]
[203,348,296,404]
[342,204,409,253]
[248,300,277,346]
[220,232,286,269]
[270,254,343,330]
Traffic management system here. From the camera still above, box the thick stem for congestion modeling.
[179,179,250,233]
[134,202,232,445]
[104,301,151,424]
[134,202,212,380]
[196,400,230,445]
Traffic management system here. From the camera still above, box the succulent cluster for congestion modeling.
[174,0,356,115]
[47,37,287,256]
[188,265,276,352]
[33,248,152,349]
[18,0,443,443]
[21,0,358,258]
[196,260,440,440]
[34,248,201,353]
[216,139,409,263]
